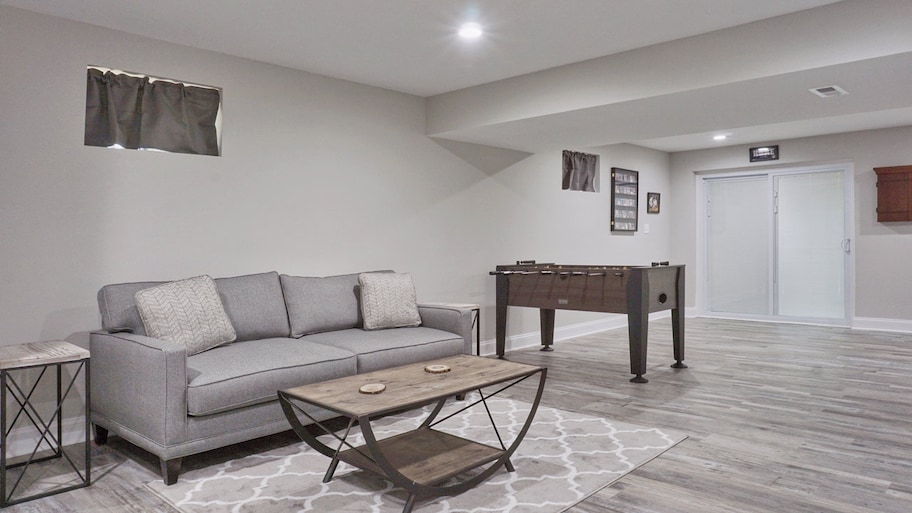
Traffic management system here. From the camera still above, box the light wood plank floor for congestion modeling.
[5,318,911,512]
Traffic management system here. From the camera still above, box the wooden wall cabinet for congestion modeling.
[874,165,912,222]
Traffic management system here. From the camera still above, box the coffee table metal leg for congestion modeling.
[418,397,448,428]
[278,391,356,464]
[322,459,339,483]
[324,418,358,482]
[403,494,417,513]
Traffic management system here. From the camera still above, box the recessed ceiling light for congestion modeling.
[713,134,728,141]
[458,22,483,39]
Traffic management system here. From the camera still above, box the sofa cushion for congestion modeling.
[281,272,369,337]
[98,272,289,339]
[303,327,464,373]
[98,281,165,335]
[215,272,290,342]
[134,275,237,356]
[186,338,357,416]
[359,272,421,330]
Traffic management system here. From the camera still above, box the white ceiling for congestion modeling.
[5,0,912,152]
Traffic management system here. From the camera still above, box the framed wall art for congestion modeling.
[610,167,638,232]
[647,192,660,214]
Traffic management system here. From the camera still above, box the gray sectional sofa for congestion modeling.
[90,270,473,485]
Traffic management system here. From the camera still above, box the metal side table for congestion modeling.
[0,341,90,506]
[424,303,480,354]
[450,304,480,355]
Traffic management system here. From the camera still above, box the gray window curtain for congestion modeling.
[85,68,220,156]
[562,150,599,192]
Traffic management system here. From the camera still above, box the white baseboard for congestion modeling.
[852,316,912,333]
[475,308,912,356]
[477,311,679,356]
[5,416,89,459]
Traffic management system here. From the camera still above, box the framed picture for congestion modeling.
[610,168,638,232]
[749,145,779,162]
[647,192,660,214]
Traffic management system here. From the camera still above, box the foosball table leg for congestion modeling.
[540,308,555,352]
[670,269,687,370]
[495,274,509,359]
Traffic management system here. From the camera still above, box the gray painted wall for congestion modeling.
[669,126,912,323]
[0,7,671,350]
[477,143,673,344]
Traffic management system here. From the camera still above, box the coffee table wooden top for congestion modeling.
[281,354,542,418]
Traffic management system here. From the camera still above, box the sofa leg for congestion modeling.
[161,457,182,485]
[456,393,466,401]
[94,425,109,445]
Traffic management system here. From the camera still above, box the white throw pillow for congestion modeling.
[135,275,237,355]
[359,272,422,330]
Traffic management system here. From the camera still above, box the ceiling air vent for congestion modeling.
[810,85,849,98]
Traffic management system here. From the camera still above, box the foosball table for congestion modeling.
[490,262,687,383]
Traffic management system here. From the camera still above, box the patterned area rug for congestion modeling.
[147,396,686,513]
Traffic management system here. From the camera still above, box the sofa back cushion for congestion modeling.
[281,271,392,337]
[98,281,164,336]
[214,272,290,342]
[97,271,290,341]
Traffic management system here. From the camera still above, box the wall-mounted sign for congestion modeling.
[749,145,779,162]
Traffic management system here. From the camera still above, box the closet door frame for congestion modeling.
[695,162,855,326]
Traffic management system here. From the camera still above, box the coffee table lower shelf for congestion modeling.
[338,427,506,486]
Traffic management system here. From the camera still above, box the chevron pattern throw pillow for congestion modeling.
[359,272,421,330]
[135,275,237,355]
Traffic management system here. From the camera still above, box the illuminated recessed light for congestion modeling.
[713,134,728,141]
[458,22,483,39]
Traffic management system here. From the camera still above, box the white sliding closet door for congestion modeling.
[704,166,850,323]
[706,177,769,315]
[775,171,846,318]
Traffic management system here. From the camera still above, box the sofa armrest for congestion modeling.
[417,303,475,354]
[89,330,188,447]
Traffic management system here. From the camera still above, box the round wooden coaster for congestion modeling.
[424,364,451,374]
[359,383,386,394]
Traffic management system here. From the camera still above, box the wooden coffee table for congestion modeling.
[278,354,547,513]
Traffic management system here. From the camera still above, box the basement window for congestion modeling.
[84,66,222,156]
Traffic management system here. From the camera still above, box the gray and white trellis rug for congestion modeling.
[147,396,686,513]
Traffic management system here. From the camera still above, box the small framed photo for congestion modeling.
[647,192,660,214]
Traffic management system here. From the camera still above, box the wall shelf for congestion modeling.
[874,165,912,222]
[611,168,638,232]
